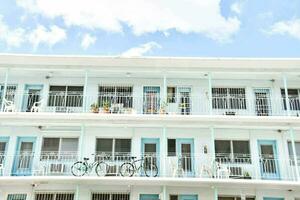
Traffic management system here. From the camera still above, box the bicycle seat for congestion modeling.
[83,157,89,161]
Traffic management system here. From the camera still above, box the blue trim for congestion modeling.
[258,140,280,180]
[141,138,160,176]
[22,84,43,112]
[12,137,36,176]
[176,138,195,177]
[0,137,10,174]
[179,195,198,200]
[263,197,284,200]
[140,194,159,200]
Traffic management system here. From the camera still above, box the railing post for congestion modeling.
[79,124,85,160]
[83,70,89,113]
[207,72,213,115]
[289,127,299,180]
[1,68,9,111]
[283,74,290,116]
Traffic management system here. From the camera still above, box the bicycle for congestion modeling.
[120,156,158,177]
[71,156,108,177]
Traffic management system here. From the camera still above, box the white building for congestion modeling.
[0,54,300,200]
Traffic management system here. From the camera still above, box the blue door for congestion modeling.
[143,86,160,114]
[258,140,280,180]
[140,194,159,200]
[141,138,160,176]
[179,195,198,200]
[22,84,43,112]
[12,137,36,176]
[177,139,194,176]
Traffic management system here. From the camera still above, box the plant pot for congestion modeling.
[91,108,99,113]
[244,176,251,179]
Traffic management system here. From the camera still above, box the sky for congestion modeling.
[0,0,300,57]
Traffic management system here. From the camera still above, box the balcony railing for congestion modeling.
[1,93,300,116]
[1,153,299,181]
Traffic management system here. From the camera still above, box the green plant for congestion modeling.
[90,103,99,113]
[102,100,110,112]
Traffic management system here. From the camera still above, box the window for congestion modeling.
[35,193,74,200]
[212,88,246,110]
[0,85,17,103]
[167,87,176,103]
[92,193,130,200]
[218,197,255,200]
[48,85,83,107]
[281,89,300,111]
[98,86,133,108]
[7,194,27,200]
[0,140,7,164]
[41,138,78,159]
[96,138,131,158]
[215,140,251,163]
[167,139,176,156]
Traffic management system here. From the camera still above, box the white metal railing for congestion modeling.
[1,92,300,116]
[1,153,299,181]
[35,192,75,200]
[91,192,130,200]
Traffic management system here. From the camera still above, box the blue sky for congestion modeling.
[0,0,300,57]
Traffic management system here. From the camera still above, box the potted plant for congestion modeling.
[243,171,251,179]
[159,101,168,114]
[102,100,110,113]
[90,103,99,113]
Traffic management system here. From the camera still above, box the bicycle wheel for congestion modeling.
[120,162,135,177]
[95,162,108,177]
[71,161,87,176]
[144,163,158,177]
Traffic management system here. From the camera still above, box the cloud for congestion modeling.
[231,1,244,15]
[16,0,240,42]
[267,19,300,40]
[0,15,25,47]
[121,42,161,57]
[28,25,67,49]
[0,15,67,49]
[81,33,97,50]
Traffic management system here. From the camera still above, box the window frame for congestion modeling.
[98,85,133,108]
[212,87,247,110]
[48,85,84,107]
[281,88,300,111]
[95,138,132,158]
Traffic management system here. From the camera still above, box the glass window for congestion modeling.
[98,86,133,109]
[96,138,113,154]
[41,138,60,152]
[167,139,176,156]
[212,88,246,110]
[48,85,83,107]
[35,193,74,200]
[215,140,251,163]
[7,194,27,200]
[41,138,78,159]
[115,139,131,156]
[288,141,300,157]
[0,142,6,152]
[96,138,131,158]
[281,89,300,111]
[92,193,130,200]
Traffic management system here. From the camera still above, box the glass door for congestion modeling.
[12,137,36,176]
[178,87,191,115]
[141,138,160,176]
[143,86,160,114]
[140,194,159,200]
[177,139,194,176]
[258,140,280,180]
[254,89,271,116]
[22,84,43,112]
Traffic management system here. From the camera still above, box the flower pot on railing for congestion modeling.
[90,103,99,113]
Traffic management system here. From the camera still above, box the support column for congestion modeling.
[207,72,212,115]
[210,126,216,178]
[1,68,9,111]
[289,127,299,180]
[213,187,218,200]
[161,127,167,177]
[163,75,167,103]
[83,70,89,113]
[75,185,80,200]
[283,74,290,116]
[79,125,85,160]
[163,185,167,200]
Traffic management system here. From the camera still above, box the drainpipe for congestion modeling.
[83,70,89,113]
[283,74,290,116]
[290,127,299,180]
[1,68,9,111]
[207,72,212,115]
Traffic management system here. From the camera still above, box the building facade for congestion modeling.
[0,55,300,200]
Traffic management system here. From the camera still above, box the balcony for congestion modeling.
[1,153,299,182]
[1,91,300,117]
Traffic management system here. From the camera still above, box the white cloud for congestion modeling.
[121,42,161,57]
[16,0,241,42]
[231,1,244,15]
[267,19,300,40]
[0,15,25,47]
[81,33,97,50]
[28,25,66,49]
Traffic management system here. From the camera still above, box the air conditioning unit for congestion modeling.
[49,163,65,174]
